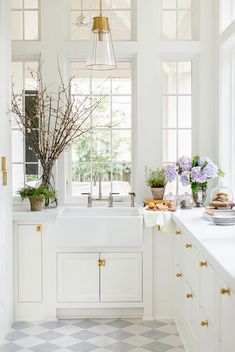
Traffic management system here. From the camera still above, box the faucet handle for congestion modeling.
[108,192,114,208]
[82,192,92,207]
[129,192,136,207]
[129,192,136,196]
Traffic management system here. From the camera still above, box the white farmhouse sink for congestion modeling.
[56,207,143,247]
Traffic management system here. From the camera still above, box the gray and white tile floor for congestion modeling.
[0,319,185,352]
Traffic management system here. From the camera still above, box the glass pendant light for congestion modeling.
[75,0,91,27]
[86,0,116,70]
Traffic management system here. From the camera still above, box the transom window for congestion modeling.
[162,61,192,194]
[162,0,193,40]
[70,0,132,40]
[11,0,39,40]
[11,61,40,196]
[69,61,132,198]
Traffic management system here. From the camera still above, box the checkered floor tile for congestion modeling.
[0,319,185,352]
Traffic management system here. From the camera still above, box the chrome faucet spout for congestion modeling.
[93,171,102,200]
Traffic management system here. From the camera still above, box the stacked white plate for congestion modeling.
[211,210,235,226]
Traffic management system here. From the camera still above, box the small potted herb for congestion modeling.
[18,183,56,211]
[145,167,167,200]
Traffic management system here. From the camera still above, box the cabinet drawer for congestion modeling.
[220,278,235,352]
[199,256,216,322]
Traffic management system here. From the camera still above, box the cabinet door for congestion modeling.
[57,253,99,303]
[100,253,142,302]
[17,224,42,302]
[220,278,235,352]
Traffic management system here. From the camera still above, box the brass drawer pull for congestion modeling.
[200,320,208,327]
[200,261,207,267]
[186,293,193,299]
[176,272,183,278]
[36,225,41,232]
[221,288,230,295]
[185,243,192,249]
[176,229,181,236]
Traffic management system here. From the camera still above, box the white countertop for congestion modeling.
[173,209,235,292]
[13,206,62,221]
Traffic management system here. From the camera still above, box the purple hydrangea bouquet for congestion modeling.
[164,155,224,206]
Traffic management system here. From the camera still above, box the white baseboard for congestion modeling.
[0,300,13,342]
[56,307,144,319]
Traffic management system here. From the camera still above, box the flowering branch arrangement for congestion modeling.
[11,66,107,206]
[164,155,224,192]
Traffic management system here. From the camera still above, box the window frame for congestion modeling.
[161,55,198,196]
[64,59,135,203]
[11,0,41,41]
[220,0,235,33]
[11,58,41,201]
[219,35,235,192]
[161,0,199,41]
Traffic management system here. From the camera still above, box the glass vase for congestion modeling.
[192,186,207,207]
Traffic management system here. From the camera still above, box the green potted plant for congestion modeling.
[18,183,56,211]
[145,166,167,200]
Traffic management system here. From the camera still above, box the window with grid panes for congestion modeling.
[12,61,40,196]
[162,0,193,40]
[11,0,39,40]
[162,61,192,195]
[70,0,132,40]
[69,61,132,198]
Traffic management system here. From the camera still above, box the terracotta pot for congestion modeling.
[29,196,43,211]
[151,187,165,200]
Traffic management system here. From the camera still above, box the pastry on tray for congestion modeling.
[209,192,234,209]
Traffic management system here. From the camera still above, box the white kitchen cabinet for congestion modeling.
[184,281,198,344]
[199,256,216,323]
[182,233,199,296]
[219,278,235,352]
[198,306,216,352]
[17,224,42,303]
[100,252,142,302]
[57,253,100,303]
[57,252,142,303]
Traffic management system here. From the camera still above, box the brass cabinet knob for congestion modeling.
[98,259,106,267]
[221,288,230,295]
[200,320,208,327]
[176,229,181,236]
[185,243,192,249]
[36,225,41,232]
[200,261,207,267]
[186,293,193,299]
[176,272,183,278]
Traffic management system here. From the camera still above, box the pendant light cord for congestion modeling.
[99,0,102,16]
[81,0,83,16]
